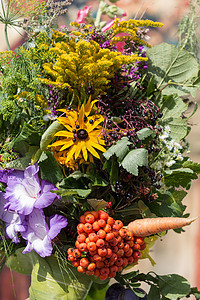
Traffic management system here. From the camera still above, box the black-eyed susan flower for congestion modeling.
[49,98,106,164]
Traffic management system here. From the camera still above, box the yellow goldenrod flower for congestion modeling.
[39,35,147,99]
[49,98,106,164]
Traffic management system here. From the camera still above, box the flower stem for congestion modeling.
[94,0,105,27]
[5,23,11,50]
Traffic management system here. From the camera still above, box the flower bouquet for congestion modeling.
[0,0,200,299]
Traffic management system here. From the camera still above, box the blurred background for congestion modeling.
[0,0,200,299]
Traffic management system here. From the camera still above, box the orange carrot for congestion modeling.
[127,217,198,237]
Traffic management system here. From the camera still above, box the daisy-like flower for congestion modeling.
[50,98,106,164]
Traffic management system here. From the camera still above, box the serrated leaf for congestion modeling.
[164,168,197,188]
[136,128,156,140]
[38,151,63,184]
[159,94,188,119]
[147,43,199,96]
[158,274,190,299]
[183,160,200,173]
[121,148,148,176]
[87,199,107,211]
[159,190,187,217]
[103,137,131,161]
[161,117,188,141]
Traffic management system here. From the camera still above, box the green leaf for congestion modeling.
[103,158,119,183]
[136,128,156,140]
[40,120,64,151]
[6,248,33,275]
[159,190,187,217]
[147,43,199,96]
[38,151,63,184]
[159,94,188,120]
[87,169,108,187]
[155,94,188,141]
[164,168,197,188]
[11,123,41,156]
[183,161,200,174]
[103,137,131,161]
[114,203,142,225]
[6,146,38,170]
[55,188,92,198]
[8,249,93,300]
[122,270,139,280]
[86,282,109,300]
[161,117,188,141]
[158,274,191,299]
[121,148,148,176]
[87,199,108,211]
[148,285,161,299]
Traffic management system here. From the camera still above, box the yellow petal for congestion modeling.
[65,144,78,162]
[78,103,85,127]
[86,143,100,159]
[60,140,74,151]
[87,117,104,132]
[75,142,83,159]
[63,124,73,132]
[54,131,73,137]
[49,139,71,147]
[89,141,106,152]
[82,142,88,161]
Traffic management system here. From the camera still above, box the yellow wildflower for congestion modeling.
[49,98,106,165]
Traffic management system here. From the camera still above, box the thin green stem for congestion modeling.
[4,23,11,50]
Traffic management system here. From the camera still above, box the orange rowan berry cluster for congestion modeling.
[67,210,146,280]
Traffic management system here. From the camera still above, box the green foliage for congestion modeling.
[7,248,93,300]
[121,148,148,176]
[136,128,156,140]
[11,123,41,156]
[6,146,38,170]
[147,43,200,96]
[164,168,198,189]
[86,282,109,300]
[103,137,148,176]
[38,151,63,184]
[156,94,188,141]
[103,137,131,161]
[116,271,200,300]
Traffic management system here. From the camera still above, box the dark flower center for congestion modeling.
[77,129,88,140]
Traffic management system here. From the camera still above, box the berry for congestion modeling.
[96,238,105,248]
[98,219,106,228]
[83,223,93,233]
[87,263,96,271]
[80,258,89,268]
[77,234,86,243]
[89,232,98,242]
[85,214,95,224]
[87,242,97,252]
[97,229,106,239]
[79,243,87,252]
[68,210,145,281]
